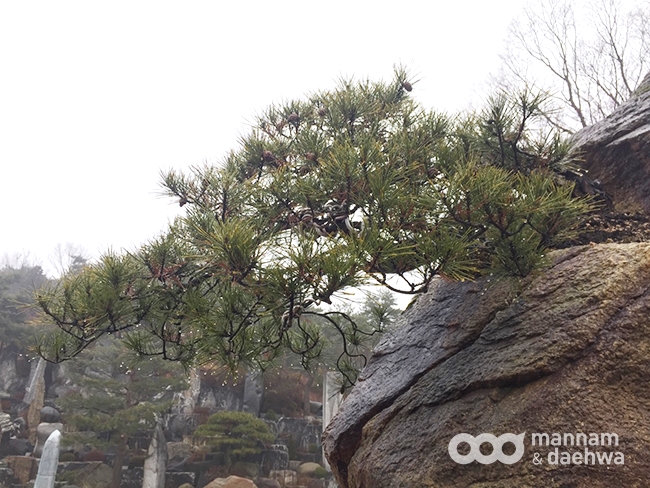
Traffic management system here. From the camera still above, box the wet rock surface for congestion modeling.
[324,242,650,487]
[571,72,650,213]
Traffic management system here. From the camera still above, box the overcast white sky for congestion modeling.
[1,1,526,276]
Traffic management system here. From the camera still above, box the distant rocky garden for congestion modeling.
[0,338,340,488]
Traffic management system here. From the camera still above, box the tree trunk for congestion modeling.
[111,434,128,488]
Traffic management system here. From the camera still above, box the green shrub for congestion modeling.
[313,466,329,478]
[194,411,274,468]
[59,452,76,462]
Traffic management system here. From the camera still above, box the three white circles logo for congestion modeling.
[448,433,526,465]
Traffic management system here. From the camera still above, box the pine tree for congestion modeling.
[193,411,274,469]
[34,68,591,382]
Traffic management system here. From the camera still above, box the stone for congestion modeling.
[261,446,289,474]
[6,437,32,455]
[33,429,60,488]
[0,348,24,396]
[167,368,201,441]
[33,420,63,458]
[26,359,46,444]
[166,441,192,470]
[269,469,297,486]
[254,477,281,488]
[63,462,112,488]
[4,455,38,484]
[276,417,322,453]
[230,461,259,479]
[570,72,650,213]
[142,421,167,488]
[204,475,257,488]
[167,441,191,459]
[297,462,323,476]
[165,471,195,487]
[0,412,13,441]
[242,370,263,416]
[121,467,195,488]
[38,407,60,424]
[23,359,46,406]
[0,465,21,486]
[324,242,650,487]
[309,401,322,416]
[306,481,327,488]
[117,466,143,488]
[197,372,244,411]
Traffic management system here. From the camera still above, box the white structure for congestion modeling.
[34,429,61,488]
[142,420,167,488]
[322,371,343,472]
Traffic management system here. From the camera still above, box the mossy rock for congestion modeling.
[297,462,325,476]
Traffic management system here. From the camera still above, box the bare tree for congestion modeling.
[48,243,90,277]
[499,0,649,132]
[0,252,38,270]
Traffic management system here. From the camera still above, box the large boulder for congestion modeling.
[571,72,650,213]
[261,445,289,474]
[254,478,281,488]
[0,466,20,487]
[4,456,37,485]
[268,469,297,487]
[323,242,650,487]
[297,461,325,476]
[204,475,257,488]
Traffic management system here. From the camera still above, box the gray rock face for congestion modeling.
[277,417,322,453]
[0,466,20,486]
[261,445,290,474]
[0,346,33,398]
[571,72,650,213]
[197,377,244,412]
[57,462,112,488]
[324,243,650,487]
[242,370,263,416]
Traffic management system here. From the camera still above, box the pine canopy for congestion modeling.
[34,68,590,377]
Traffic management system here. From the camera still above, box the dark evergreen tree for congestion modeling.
[193,411,274,469]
